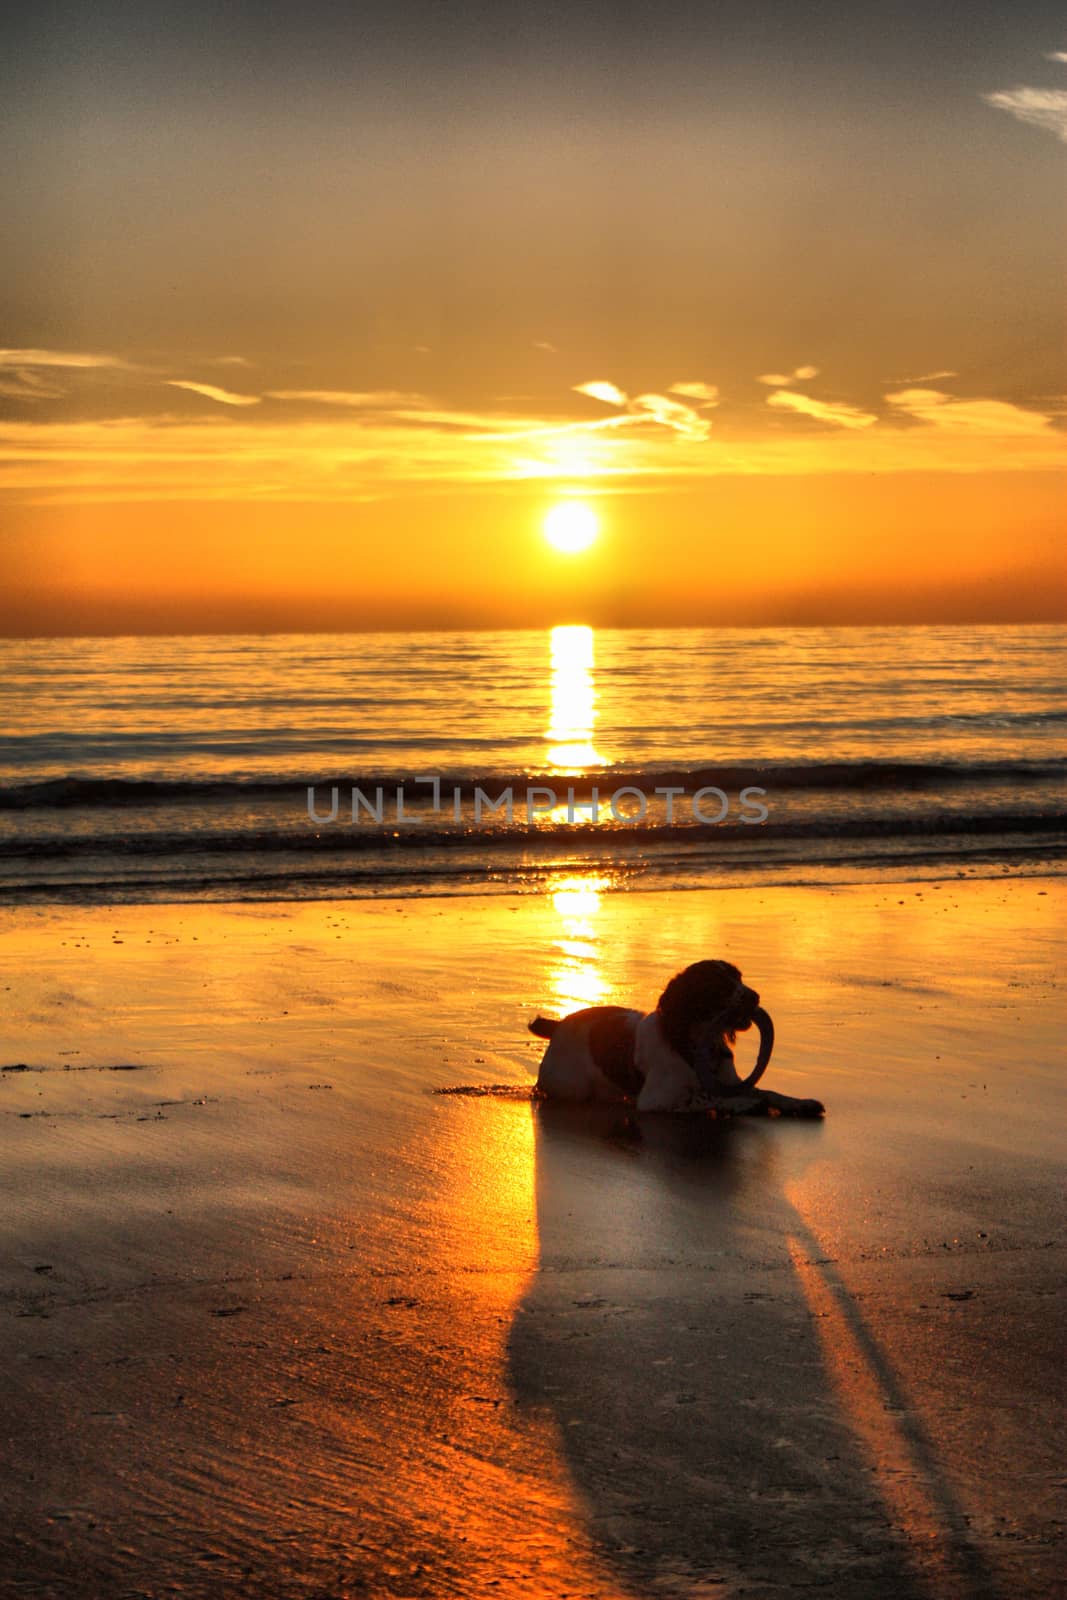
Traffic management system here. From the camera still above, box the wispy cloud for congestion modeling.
[630,393,711,439]
[884,388,1056,435]
[573,380,711,439]
[1,377,1062,508]
[984,52,1067,143]
[266,389,425,408]
[574,380,628,407]
[167,380,261,407]
[758,365,819,386]
[2,397,1062,507]
[0,349,127,369]
[669,381,719,405]
[0,369,68,401]
[891,369,958,384]
[766,390,877,429]
[0,350,131,402]
[984,86,1067,142]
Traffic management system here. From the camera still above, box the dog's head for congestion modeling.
[656,959,761,1062]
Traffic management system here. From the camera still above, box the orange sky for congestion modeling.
[3,470,1064,635]
[1,1,1065,633]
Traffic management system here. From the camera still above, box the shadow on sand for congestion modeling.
[506,1103,996,1600]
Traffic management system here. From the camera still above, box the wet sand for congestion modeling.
[0,878,1063,1598]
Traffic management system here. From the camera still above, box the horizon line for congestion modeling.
[2,617,1065,643]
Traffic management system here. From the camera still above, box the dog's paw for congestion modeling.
[789,1097,826,1118]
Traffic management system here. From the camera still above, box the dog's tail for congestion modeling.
[528,1015,559,1039]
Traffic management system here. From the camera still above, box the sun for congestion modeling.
[543,501,599,554]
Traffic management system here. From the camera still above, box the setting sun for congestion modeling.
[543,502,599,554]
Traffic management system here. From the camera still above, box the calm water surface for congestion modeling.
[1,625,1063,901]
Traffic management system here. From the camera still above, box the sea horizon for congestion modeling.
[5,614,1067,642]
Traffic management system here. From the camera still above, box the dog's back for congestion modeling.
[532,1005,644,1102]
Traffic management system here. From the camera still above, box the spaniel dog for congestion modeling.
[529,959,774,1111]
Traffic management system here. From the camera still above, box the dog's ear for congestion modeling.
[657,960,741,1060]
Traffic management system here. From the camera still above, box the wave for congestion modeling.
[2,811,1065,862]
[2,759,1065,810]
[3,838,1064,906]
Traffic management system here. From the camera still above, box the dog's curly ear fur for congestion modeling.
[657,960,743,1061]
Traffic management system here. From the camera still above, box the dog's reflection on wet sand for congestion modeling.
[506,1102,994,1600]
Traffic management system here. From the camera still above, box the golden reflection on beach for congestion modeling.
[547,873,611,1012]
[399,1002,631,1596]
[545,624,605,771]
[785,1232,975,1595]
[428,1088,539,1274]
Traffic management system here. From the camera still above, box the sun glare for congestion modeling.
[543,502,599,554]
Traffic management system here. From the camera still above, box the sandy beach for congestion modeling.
[0,876,1063,1599]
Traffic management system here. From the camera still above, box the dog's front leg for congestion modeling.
[690,1025,742,1096]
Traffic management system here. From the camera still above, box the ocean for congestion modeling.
[1,624,1064,903]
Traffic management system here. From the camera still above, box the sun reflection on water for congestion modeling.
[546,625,606,771]
[547,873,611,1012]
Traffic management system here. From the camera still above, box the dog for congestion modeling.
[529,959,772,1112]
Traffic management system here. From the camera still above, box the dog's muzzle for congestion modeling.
[729,984,762,1030]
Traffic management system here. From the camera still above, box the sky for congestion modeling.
[1,0,1065,634]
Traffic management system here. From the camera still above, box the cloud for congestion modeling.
[2,393,1063,508]
[984,41,1067,149]
[167,380,261,407]
[758,365,819,386]
[668,381,719,405]
[458,412,634,442]
[533,340,557,353]
[891,370,958,384]
[574,380,710,437]
[983,48,1067,142]
[266,389,425,408]
[984,86,1067,142]
[0,351,129,401]
[0,349,126,369]
[766,390,877,429]
[884,388,1055,435]
[630,393,711,439]
[574,380,628,407]
[1,379,1062,509]
[0,368,67,401]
